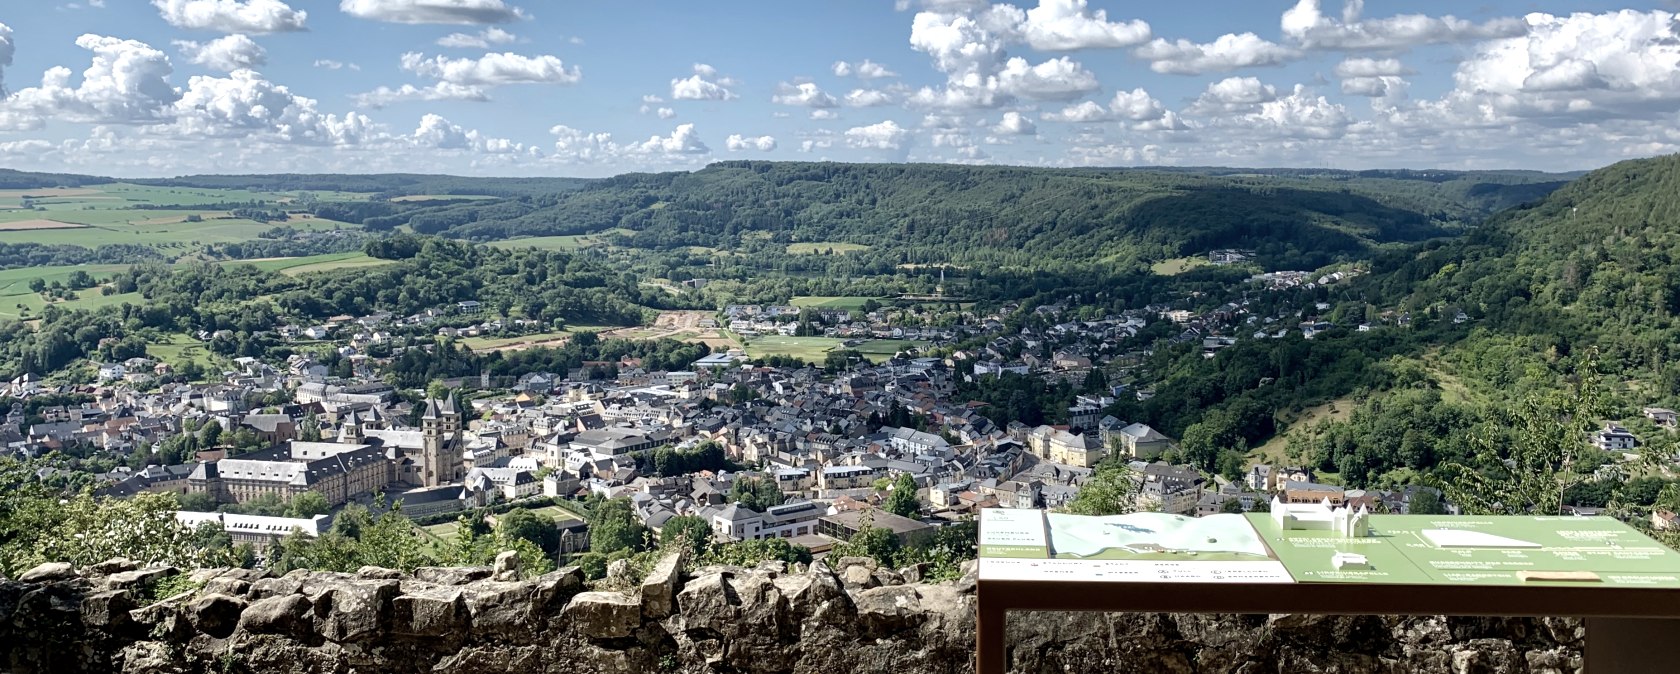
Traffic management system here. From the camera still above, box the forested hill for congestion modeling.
[1363,152,1680,384]
[394,161,1572,270]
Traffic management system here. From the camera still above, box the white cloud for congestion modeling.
[1438,10,1680,122]
[657,107,675,119]
[1341,75,1407,98]
[1246,85,1350,138]
[312,59,359,71]
[1109,87,1165,121]
[991,110,1036,135]
[1188,76,1279,114]
[436,27,517,48]
[0,23,14,96]
[845,119,911,149]
[152,0,307,33]
[1019,0,1151,50]
[641,94,665,103]
[726,134,777,151]
[833,59,898,79]
[843,88,895,107]
[340,0,526,25]
[353,82,488,108]
[921,113,967,129]
[169,69,374,145]
[810,109,839,120]
[549,124,620,164]
[671,63,737,101]
[412,113,523,153]
[1040,100,1109,122]
[400,51,580,85]
[772,82,838,108]
[1281,0,1525,50]
[630,123,709,155]
[996,56,1098,99]
[1333,57,1409,78]
[1134,33,1298,75]
[1,34,180,129]
[1133,110,1189,131]
[173,34,266,72]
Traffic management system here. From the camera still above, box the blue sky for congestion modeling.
[0,0,1677,176]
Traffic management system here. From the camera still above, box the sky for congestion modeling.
[0,0,1677,177]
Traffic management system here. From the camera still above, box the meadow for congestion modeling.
[741,335,929,363]
[489,228,631,252]
[0,183,361,249]
[785,242,870,255]
[790,296,880,310]
[220,252,394,276]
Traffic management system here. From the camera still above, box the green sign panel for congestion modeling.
[978,507,1680,587]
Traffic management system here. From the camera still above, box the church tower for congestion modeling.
[338,409,364,444]
[420,395,465,487]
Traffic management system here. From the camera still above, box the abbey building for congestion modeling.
[187,395,466,507]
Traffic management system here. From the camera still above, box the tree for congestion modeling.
[289,491,331,518]
[728,477,784,512]
[497,507,559,554]
[16,492,241,572]
[1063,463,1139,516]
[178,491,218,512]
[588,498,646,554]
[884,472,921,519]
[830,512,900,563]
[201,419,223,447]
[660,515,713,556]
[1220,497,1247,514]
[1407,488,1448,515]
[1438,353,1607,516]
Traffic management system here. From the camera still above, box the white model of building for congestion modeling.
[1271,497,1370,537]
[1331,551,1370,569]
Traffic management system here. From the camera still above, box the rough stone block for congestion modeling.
[563,591,641,639]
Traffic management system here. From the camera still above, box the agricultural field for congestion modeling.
[741,335,926,363]
[790,296,879,310]
[0,264,133,320]
[460,331,574,352]
[786,242,870,255]
[0,182,362,249]
[489,228,630,252]
[389,194,499,202]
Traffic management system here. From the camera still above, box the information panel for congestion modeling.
[978,507,1680,588]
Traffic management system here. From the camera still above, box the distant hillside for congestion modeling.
[0,169,114,190]
[1364,153,1680,383]
[402,161,1574,271]
[130,173,593,197]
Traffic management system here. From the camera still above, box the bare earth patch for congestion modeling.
[0,219,91,231]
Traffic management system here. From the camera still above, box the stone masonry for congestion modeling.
[0,555,1582,673]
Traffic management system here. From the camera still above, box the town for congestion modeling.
[12,247,1669,565]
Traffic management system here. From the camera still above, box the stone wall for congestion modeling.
[0,555,1582,674]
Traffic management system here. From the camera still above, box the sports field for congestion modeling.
[742,335,929,363]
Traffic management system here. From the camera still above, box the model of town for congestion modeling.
[2,0,1678,670]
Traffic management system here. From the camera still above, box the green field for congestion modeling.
[854,339,929,356]
[460,331,574,351]
[146,333,221,373]
[490,228,631,251]
[0,264,134,320]
[787,242,870,255]
[791,296,880,310]
[0,183,363,249]
[219,252,395,276]
[1151,257,1211,276]
[742,335,927,363]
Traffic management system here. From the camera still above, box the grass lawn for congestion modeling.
[1151,257,1211,276]
[786,242,870,255]
[742,336,845,362]
[854,339,930,356]
[1246,397,1354,468]
[0,183,363,250]
[791,296,880,310]
[420,519,459,542]
[146,333,221,373]
[527,504,582,523]
[219,252,395,276]
[461,331,573,350]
